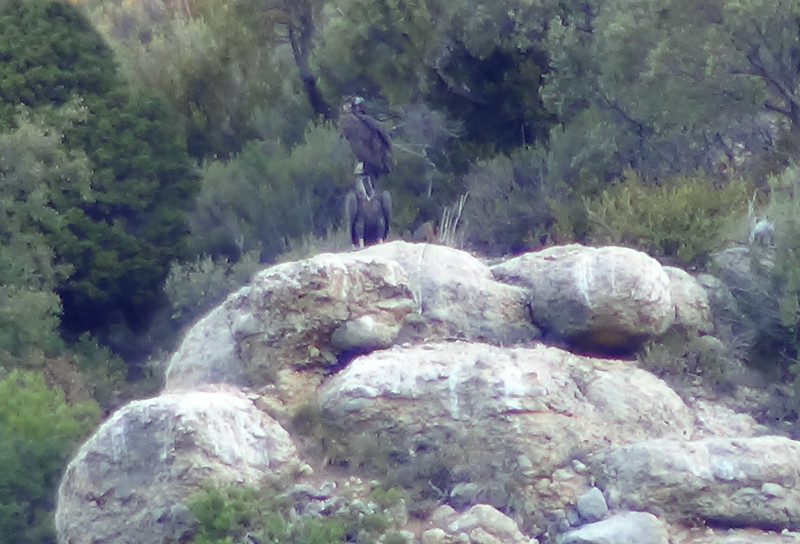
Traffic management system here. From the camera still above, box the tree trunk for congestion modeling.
[288,19,332,120]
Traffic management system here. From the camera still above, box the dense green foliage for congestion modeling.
[187,484,404,544]
[735,166,800,389]
[0,0,117,124]
[0,370,100,543]
[188,123,353,261]
[0,107,90,363]
[164,251,262,327]
[584,170,753,265]
[0,0,197,365]
[59,90,197,338]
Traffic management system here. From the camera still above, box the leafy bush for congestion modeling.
[0,0,118,127]
[187,483,397,544]
[165,251,262,327]
[275,228,350,263]
[0,106,92,365]
[461,148,559,255]
[87,0,295,159]
[584,169,752,265]
[0,369,100,544]
[187,123,353,264]
[0,0,199,356]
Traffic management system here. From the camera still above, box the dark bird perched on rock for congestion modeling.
[339,96,393,180]
[345,163,392,247]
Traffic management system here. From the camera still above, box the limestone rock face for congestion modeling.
[56,243,800,544]
[445,504,535,544]
[56,387,303,544]
[664,266,714,335]
[162,303,244,389]
[491,245,674,352]
[596,436,800,530]
[557,512,668,544]
[317,342,693,527]
[669,526,800,544]
[166,251,416,393]
[361,241,539,344]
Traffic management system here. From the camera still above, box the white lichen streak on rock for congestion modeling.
[447,372,461,420]
[573,250,596,308]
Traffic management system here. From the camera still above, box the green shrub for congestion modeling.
[0,369,100,544]
[189,486,266,544]
[0,0,199,346]
[64,332,127,410]
[187,123,353,265]
[164,251,262,326]
[0,106,92,365]
[584,169,752,265]
[187,483,397,544]
[368,486,408,510]
[461,148,556,255]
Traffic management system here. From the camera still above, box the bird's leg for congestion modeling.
[363,175,375,198]
[355,174,374,200]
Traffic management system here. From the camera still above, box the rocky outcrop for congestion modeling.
[165,244,543,419]
[596,436,800,530]
[418,504,536,544]
[165,252,417,415]
[491,245,674,352]
[361,242,539,345]
[557,512,668,544]
[56,242,800,544]
[664,266,714,335]
[315,341,697,533]
[56,386,304,544]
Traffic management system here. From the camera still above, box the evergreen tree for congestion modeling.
[0,106,92,363]
[0,0,198,363]
[0,0,117,126]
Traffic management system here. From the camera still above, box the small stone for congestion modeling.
[421,528,446,544]
[576,487,608,522]
[565,507,581,527]
[430,505,457,524]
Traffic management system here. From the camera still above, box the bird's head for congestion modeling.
[342,96,365,113]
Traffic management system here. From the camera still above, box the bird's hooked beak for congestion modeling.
[342,96,365,112]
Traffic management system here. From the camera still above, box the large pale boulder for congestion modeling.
[491,245,673,353]
[596,436,800,530]
[317,342,693,529]
[165,252,416,393]
[162,303,245,389]
[664,266,714,335]
[56,387,303,544]
[557,512,668,544]
[445,504,536,544]
[669,525,800,544]
[361,241,540,344]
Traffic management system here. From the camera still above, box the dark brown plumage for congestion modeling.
[345,173,392,247]
[339,96,393,178]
